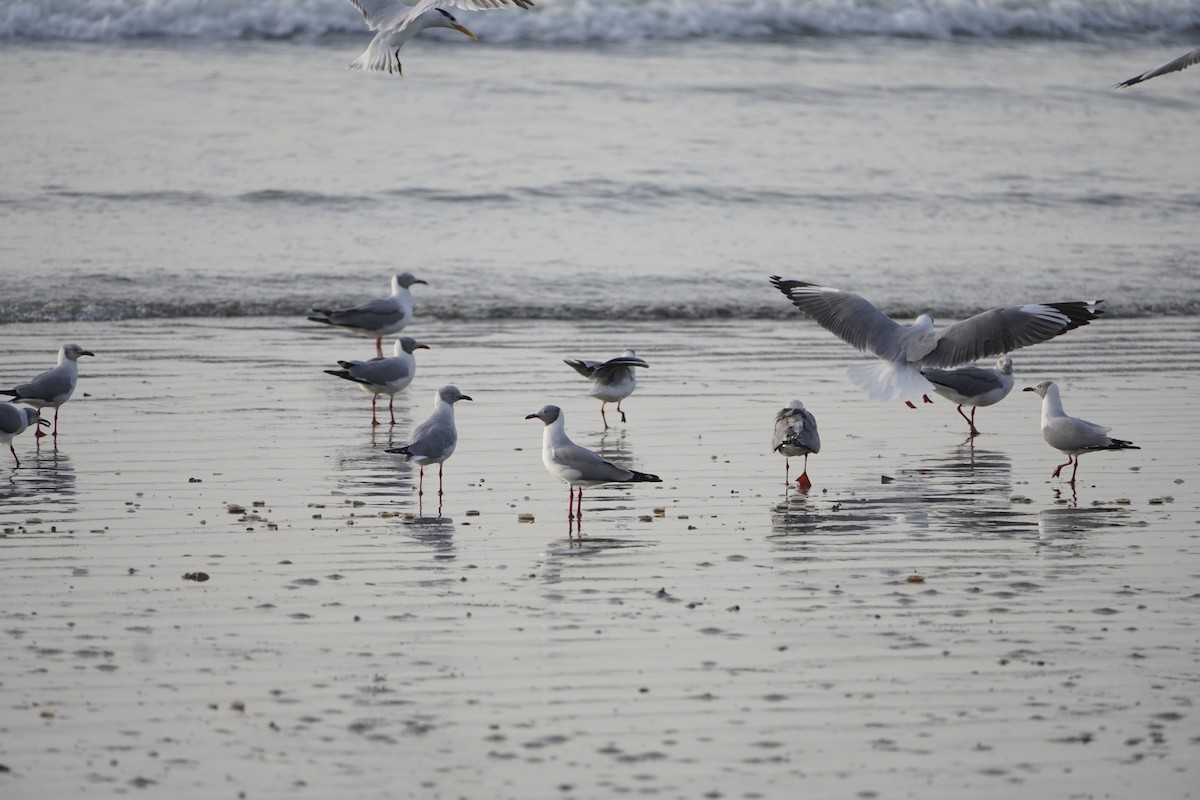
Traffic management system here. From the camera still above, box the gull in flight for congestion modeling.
[772,400,820,491]
[921,355,1015,437]
[1024,380,1139,485]
[564,348,649,429]
[386,384,472,500]
[526,404,661,521]
[1,343,95,439]
[324,336,429,426]
[0,405,48,467]
[769,276,1103,407]
[1117,46,1200,88]
[309,273,426,357]
[346,0,535,75]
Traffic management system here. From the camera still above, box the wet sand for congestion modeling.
[2,315,1198,799]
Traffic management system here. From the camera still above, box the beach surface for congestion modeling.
[2,314,1197,798]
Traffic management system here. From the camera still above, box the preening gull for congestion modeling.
[1,343,95,438]
[346,0,534,75]
[309,273,426,356]
[564,348,649,429]
[526,404,661,520]
[772,400,820,490]
[1024,380,1139,485]
[1117,46,1200,88]
[0,405,48,467]
[386,385,472,498]
[769,276,1102,406]
[921,355,1015,437]
[324,336,429,426]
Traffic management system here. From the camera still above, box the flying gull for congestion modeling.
[1023,380,1139,485]
[769,276,1102,406]
[1117,46,1200,88]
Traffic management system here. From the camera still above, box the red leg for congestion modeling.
[1051,457,1072,478]
[617,400,627,423]
[784,458,790,485]
[956,405,980,436]
[375,336,383,357]
[922,394,934,404]
[905,400,917,409]
[417,465,425,497]
[567,486,575,518]
[600,403,609,429]
[371,395,380,426]
[796,454,812,492]
[388,395,396,425]
[575,487,584,520]
[36,410,49,438]
[9,444,19,467]
[438,463,445,497]
[1068,456,1079,485]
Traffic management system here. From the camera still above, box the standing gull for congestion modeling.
[1117,46,1200,88]
[386,385,472,499]
[921,355,1015,437]
[769,276,1102,406]
[309,273,426,357]
[324,336,429,426]
[772,400,820,490]
[0,405,48,467]
[525,404,661,521]
[2,343,95,438]
[1024,380,1139,485]
[346,0,534,76]
[564,348,649,429]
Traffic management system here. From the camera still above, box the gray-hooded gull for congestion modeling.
[921,355,1015,437]
[1023,380,1139,485]
[386,385,472,498]
[526,404,661,520]
[564,348,649,429]
[0,405,48,467]
[309,273,426,357]
[769,276,1102,407]
[2,343,95,439]
[324,336,429,426]
[772,400,820,490]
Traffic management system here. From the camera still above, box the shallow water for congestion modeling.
[1,316,1197,798]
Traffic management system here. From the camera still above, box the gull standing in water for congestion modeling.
[772,400,820,491]
[1117,46,1200,88]
[770,276,1103,407]
[564,348,649,429]
[386,385,472,500]
[1024,380,1139,485]
[526,404,661,521]
[324,336,429,426]
[0,405,48,467]
[921,355,1015,437]
[309,273,426,357]
[1,343,95,439]
[346,0,534,76]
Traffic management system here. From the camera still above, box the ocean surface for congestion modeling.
[1,0,1198,325]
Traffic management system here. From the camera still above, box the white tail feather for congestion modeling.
[846,361,934,403]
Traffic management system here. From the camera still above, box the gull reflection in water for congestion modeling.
[1,448,77,518]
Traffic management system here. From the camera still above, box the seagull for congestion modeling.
[385,385,472,498]
[1117,46,1200,88]
[1,343,95,439]
[346,0,534,76]
[324,336,429,426]
[525,404,661,520]
[564,348,649,429]
[0,405,48,467]
[309,273,426,357]
[772,400,820,490]
[1023,380,1139,485]
[921,355,1015,437]
[769,276,1103,406]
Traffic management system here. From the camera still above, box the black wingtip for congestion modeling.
[629,470,662,483]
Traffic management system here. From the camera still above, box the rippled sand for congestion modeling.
[2,316,1197,798]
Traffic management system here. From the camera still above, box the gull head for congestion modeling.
[996,355,1013,375]
[398,337,430,355]
[1023,380,1055,398]
[438,385,472,404]
[62,343,96,362]
[25,409,49,428]
[394,273,428,290]
[433,9,478,40]
[525,405,562,425]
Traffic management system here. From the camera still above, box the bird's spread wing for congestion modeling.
[1118,46,1200,88]
[384,0,534,33]
[348,0,411,32]
[564,359,601,378]
[770,276,905,359]
[592,357,648,384]
[923,301,1102,368]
